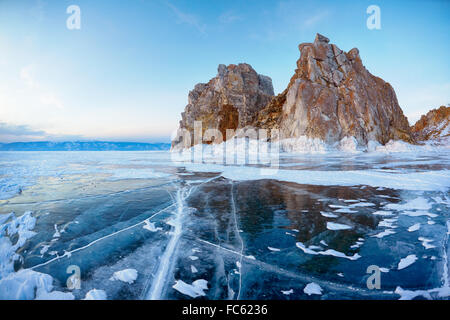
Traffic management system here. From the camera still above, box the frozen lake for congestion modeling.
[0,150,449,300]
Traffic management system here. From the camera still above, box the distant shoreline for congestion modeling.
[0,141,171,151]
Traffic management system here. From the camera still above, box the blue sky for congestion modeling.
[0,0,449,143]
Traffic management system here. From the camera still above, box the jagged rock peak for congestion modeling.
[411,105,450,142]
[172,63,274,149]
[315,33,330,43]
[258,34,413,146]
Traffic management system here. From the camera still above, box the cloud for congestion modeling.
[219,11,242,24]
[20,66,38,88]
[166,2,206,34]
[0,122,86,143]
[303,10,330,27]
[40,93,64,109]
[0,122,46,136]
[19,65,65,109]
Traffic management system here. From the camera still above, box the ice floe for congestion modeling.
[172,279,208,298]
[84,289,107,300]
[281,289,294,295]
[326,222,352,231]
[398,255,418,270]
[296,242,361,260]
[408,223,421,232]
[320,211,338,218]
[110,269,138,284]
[303,283,323,296]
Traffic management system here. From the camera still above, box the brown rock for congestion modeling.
[411,105,450,142]
[171,63,274,149]
[256,33,414,146]
[172,34,415,150]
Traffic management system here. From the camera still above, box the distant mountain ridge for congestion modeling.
[0,141,171,151]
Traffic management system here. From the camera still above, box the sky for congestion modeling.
[0,0,449,143]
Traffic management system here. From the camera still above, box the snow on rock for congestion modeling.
[398,255,418,270]
[303,283,323,296]
[338,137,359,152]
[110,269,138,284]
[172,279,208,298]
[0,269,53,300]
[0,211,37,277]
[84,289,107,300]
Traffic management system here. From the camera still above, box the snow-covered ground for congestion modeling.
[0,144,449,300]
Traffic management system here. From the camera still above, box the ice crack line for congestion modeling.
[442,220,450,289]
[230,181,244,300]
[31,202,176,270]
[144,176,220,300]
[145,187,188,300]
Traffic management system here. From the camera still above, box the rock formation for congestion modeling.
[411,105,449,143]
[172,63,274,149]
[256,33,413,146]
[172,34,415,150]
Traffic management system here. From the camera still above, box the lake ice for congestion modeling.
[0,149,449,300]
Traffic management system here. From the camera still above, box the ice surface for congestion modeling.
[385,197,432,211]
[0,149,449,300]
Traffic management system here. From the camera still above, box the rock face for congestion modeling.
[411,106,449,142]
[172,34,415,150]
[256,34,413,145]
[172,63,274,149]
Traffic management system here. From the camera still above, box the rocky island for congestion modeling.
[171,34,448,152]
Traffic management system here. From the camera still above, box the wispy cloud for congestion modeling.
[219,11,242,24]
[0,122,46,137]
[166,2,206,34]
[303,10,330,27]
[20,65,38,88]
[0,122,86,143]
[19,65,65,110]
